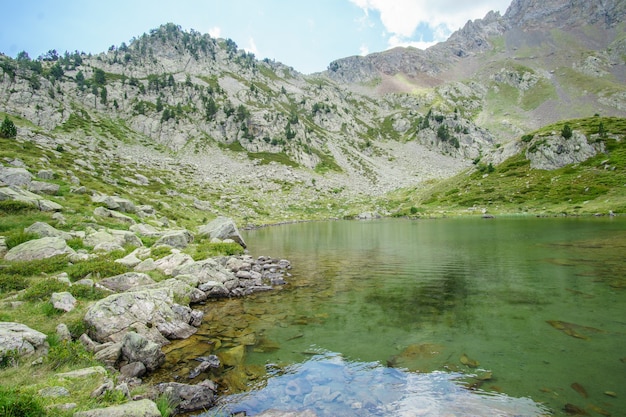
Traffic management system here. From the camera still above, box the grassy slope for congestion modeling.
[384,116,626,217]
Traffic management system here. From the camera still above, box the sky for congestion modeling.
[0,0,512,74]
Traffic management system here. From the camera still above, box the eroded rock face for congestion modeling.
[4,236,75,261]
[525,131,604,170]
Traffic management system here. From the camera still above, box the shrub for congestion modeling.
[0,116,17,138]
[20,279,68,302]
[4,231,39,250]
[521,134,534,142]
[151,245,172,259]
[1,255,68,277]
[561,123,573,139]
[0,387,45,416]
[0,200,36,214]
[155,394,175,417]
[68,284,109,300]
[67,257,129,281]
[0,274,28,293]
[46,339,98,370]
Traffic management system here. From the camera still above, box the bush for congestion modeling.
[67,257,129,281]
[561,123,573,139]
[20,279,68,302]
[4,231,39,250]
[521,134,534,142]
[0,387,45,417]
[1,255,68,277]
[0,116,17,138]
[0,274,28,293]
[46,339,98,370]
[0,200,36,214]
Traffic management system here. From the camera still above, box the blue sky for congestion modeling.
[0,0,511,74]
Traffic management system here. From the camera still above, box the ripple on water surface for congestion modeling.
[205,351,549,417]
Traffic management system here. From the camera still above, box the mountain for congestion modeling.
[0,0,625,224]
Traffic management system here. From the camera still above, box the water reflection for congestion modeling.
[206,351,548,417]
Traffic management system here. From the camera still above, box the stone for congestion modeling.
[37,169,55,180]
[93,206,136,225]
[84,288,193,344]
[154,229,194,249]
[130,223,162,237]
[129,278,207,304]
[120,361,147,378]
[50,291,77,313]
[79,333,98,352]
[121,332,165,372]
[135,258,157,272]
[94,342,122,366]
[219,345,245,367]
[0,322,48,359]
[172,258,238,286]
[4,236,75,261]
[154,252,194,275]
[56,323,72,341]
[190,310,204,327]
[28,180,60,195]
[155,382,215,414]
[0,236,7,258]
[0,186,62,211]
[0,167,32,187]
[25,221,72,240]
[115,252,142,268]
[55,366,107,379]
[99,272,156,292]
[91,378,114,397]
[38,386,70,398]
[72,399,161,417]
[197,216,247,248]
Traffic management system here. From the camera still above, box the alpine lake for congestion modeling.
[149,217,626,417]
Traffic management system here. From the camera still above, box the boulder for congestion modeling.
[128,278,207,304]
[55,366,107,379]
[0,167,32,187]
[154,382,215,414]
[172,258,238,287]
[130,223,162,237]
[93,207,136,225]
[28,181,60,195]
[56,323,72,342]
[121,332,165,372]
[93,195,137,213]
[154,252,194,276]
[83,288,196,345]
[25,221,72,240]
[120,361,146,379]
[197,216,247,248]
[99,272,156,292]
[0,186,62,212]
[4,236,75,261]
[37,169,55,180]
[50,292,77,312]
[72,399,161,417]
[0,322,48,359]
[154,229,194,249]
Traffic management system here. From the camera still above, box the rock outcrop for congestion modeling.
[4,236,75,261]
[0,322,49,360]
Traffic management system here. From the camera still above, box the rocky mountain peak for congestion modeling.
[504,0,626,29]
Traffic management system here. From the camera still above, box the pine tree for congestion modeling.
[0,116,17,138]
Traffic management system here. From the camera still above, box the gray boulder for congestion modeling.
[28,181,60,195]
[0,167,32,187]
[37,169,55,180]
[25,221,72,240]
[155,382,215,414]
[130,223,162,237]
[121,331,165,372]
[93,206,136,225]
[197,216,247,248]
[0,236,7,258]
[154,229,194,249]
[172,258,238,287]
[50,292,77,312]
[0,186,63,212]
[83,288,196,345]
[154,252,194,276]
[0,322,48,359]
[73,399,161,417]
[99,272,156,292]
[4,236,75,261]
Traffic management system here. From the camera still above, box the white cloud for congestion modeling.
[245,37,259,55]
[359,44,369,56]
[350,0,510,49]
[208,26,221,38]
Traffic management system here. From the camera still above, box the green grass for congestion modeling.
[386,117,626,216]
[248,151,299,167]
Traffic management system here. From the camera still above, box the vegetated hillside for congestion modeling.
[384,116,626,216]
[0,0,625,223]
[327,0,626,141]
[0,23,501,224]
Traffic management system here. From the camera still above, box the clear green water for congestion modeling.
[163,217,626,416]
